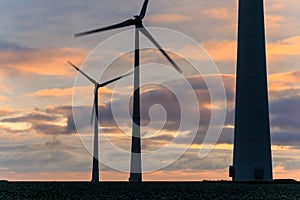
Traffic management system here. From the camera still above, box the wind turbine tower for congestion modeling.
[68,61,131,183]
[74,0,181,182]
[230,0,273,181]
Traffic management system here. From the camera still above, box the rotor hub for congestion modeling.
[134,16,143,26]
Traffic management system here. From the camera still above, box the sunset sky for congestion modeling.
[1,0,300,181]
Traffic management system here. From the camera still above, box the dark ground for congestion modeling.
[1,181,300,199]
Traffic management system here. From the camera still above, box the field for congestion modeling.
[1,181,300,199]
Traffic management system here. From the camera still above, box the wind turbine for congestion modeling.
[68,61,131,183]
[74,0,182,182]
[230,0,272,181]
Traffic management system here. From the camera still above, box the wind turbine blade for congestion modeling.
[139,0,149,19]
[99,71,133,87]
[139,27,183,73]
[74,19,135,37]
[67,61,98,85]
[91,97,95,125]
[90,89,98,126]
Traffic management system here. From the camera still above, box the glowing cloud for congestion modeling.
[0,47,87,76]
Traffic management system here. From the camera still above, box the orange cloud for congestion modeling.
[176,44,212,61]
[270,70,300,83]
[200,35,300,63]
[202,8,235,20]
[268,70,300,98]
[0,106,14,116]
[147,14,191,24]
[268,36,300,57]
[0,96,8,103]
[201,40,236,62]
[0,47,87,76]
[28,86,113,97]
[273,166,300,180]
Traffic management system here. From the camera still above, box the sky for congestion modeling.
[0,0,300,181]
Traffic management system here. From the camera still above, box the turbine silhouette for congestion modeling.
[68,61,131,183]
[74,0,182,182]
[230,0,273,181]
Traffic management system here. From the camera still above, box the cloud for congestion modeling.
[268,70,300,99]
[0,41,87,76]
[147,14,191,24]
[270,96,300,131]
[28,87,80,97]
[3,69,300,148]
[0,40,29,51]
[266,0,300,13]
[0,106,14,116]
[28,86,112,98]
[268,35,300,57]
[266,0,285,11]
[32,123,74,135]
[201,40,236,62]
[90,74,235,150]
[1,0,300,181]
[0,96,8,103]
[202,8,235,20]
[0,140,90,174]
[0,106,78,135]
[142,134,175,151]
[163,149,232,172]
[199,35,300,67]
[272,132,300,146]
[44,137,62,148]
[1,112,58,123]
[265,15,285,30]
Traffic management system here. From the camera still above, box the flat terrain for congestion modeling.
[1,181,300,199]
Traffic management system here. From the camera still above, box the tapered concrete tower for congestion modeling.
[230,0,273,181]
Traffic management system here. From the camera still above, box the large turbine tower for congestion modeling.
[230,0,273,181]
